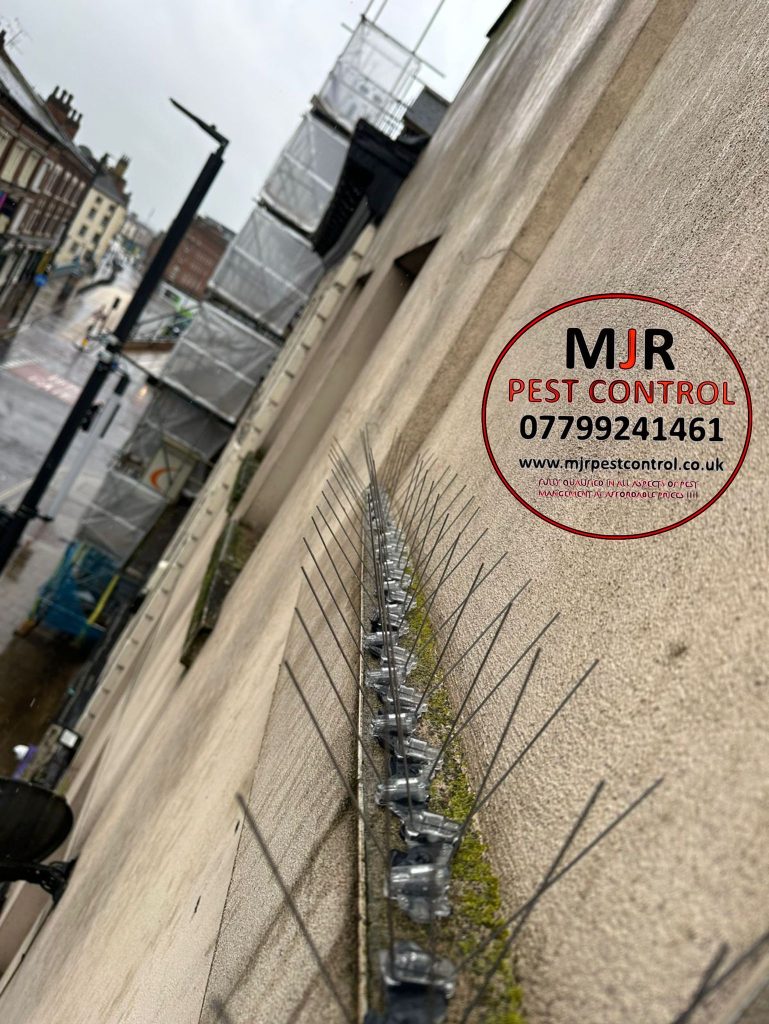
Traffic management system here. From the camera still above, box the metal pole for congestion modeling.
[0,105,228,575]
[111,146,225,347]
[46,371,129,519]
[414,0,448,51]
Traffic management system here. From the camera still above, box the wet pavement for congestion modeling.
[0,269,169,769]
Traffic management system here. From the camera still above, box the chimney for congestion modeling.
[45,86,81,139]
[114,155,130,180]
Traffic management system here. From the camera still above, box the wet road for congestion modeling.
[0,268,171,770]
[0,268,167,641]
[0,267,165,507]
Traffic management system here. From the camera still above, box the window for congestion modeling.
[2,142,27,182]
[9,200,28,230]
[58,171,72,199]
[94,195,102,205]
[92,233,102,246]
[78,225,88,237]
[48,165,62,195]
[32,159,51,193]
[17,151,41,189]
[26,207,42,233]
[101,215,110,228]
[69,241,78,254]
[107,203,116,215]
[87,207,97,220]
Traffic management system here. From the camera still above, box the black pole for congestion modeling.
[0,110,227,576]
[111,147,224,346]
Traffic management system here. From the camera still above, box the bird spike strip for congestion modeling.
[235,433,665,1024]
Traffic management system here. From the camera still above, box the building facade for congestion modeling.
[56,155,130,272]
[118,211,155,264]
[0,34,92,331]
[1,2,768,1024]
[147,214,234,300]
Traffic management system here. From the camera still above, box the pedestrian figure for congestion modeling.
[80,304,108,350]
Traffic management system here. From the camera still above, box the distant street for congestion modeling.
[0,268,167,773]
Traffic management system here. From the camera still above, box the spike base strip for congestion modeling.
[360,502,409,1018]
[360,497,525,1022]
[358,505,372,1020]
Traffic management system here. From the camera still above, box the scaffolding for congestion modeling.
[162,302,278,420]
[261,113,349,234]
[63,8,440,577]
[73,303,277,567]
[316,18,423,138]
[78,468,168,566]
[209,206,323,336]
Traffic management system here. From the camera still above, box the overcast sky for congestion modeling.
[1,1,503,233]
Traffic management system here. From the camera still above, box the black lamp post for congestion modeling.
[0,100,228,575]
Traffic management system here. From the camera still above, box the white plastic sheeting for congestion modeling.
[162,301,279,419]
[122,389,232,471]
[209,206,323,336]
[317,19,421,136]
[262,113,349,234]
[78,469,167,565]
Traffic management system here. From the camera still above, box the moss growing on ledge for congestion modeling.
[181,519,257,668]
[228,450,262,513]
[405,585,525,1024]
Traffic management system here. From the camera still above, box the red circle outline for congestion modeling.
[481,292,753,540]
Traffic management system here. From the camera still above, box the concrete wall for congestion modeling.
[1,1,767,1022]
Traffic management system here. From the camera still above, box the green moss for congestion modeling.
[404,583,526,1024]
[228,450,262,513]
[181,519,257,668]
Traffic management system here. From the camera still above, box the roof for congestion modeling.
[92,171,128,206]
[402,87,449,138]
[0,53,91,171]
[197,215,235,243]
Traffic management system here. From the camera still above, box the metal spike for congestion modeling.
[459,780,606,1021]
[670,944,730,1024]
[458,777,663,1018]
[434,554,512,632]
[235,794,355,1023]
[426,600,514,784]
[316,504,375,606]
[294,607,380,761]
[308,524,364,631]
[284,661,389,865]
[301,547,358,648]
[463,660,599,823]
[459,648,540,833]
[453,612,560,738]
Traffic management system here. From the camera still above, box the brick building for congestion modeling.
[148,214,234,301]
[0,33,93,332]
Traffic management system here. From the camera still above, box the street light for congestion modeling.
[0,100,229,575]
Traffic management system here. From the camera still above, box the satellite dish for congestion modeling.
[0,778,73,864]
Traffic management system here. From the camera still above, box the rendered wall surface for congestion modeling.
[0,2,766,1023]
